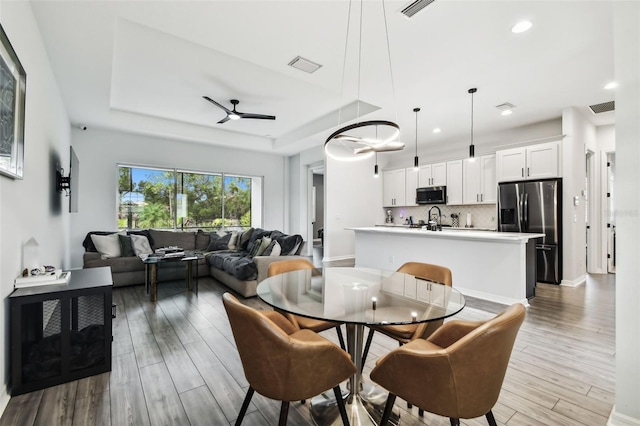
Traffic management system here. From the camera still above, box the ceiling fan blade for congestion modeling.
[217,116,231,124]
[203,96,233,114]
[238,112,276,120]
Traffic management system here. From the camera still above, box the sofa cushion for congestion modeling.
[255,237,272,257]
[275,234,304,255]
[263,240,281,256]
[228,231,240,250]
[247,228,271,253]
[127,229,155,248]
[208,252,258,281]
[91,233,121,258]
[83,231,116,252]
[238,228,254,251]
[131,234,153,256]
[119,235,136,257]
[195,230,211,251]
[207,232,232,251]
[148,229,196,250]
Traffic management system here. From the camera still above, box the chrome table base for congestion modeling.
[310,324,400,426]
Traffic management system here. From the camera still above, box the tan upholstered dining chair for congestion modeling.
[268,259,346,350]
[360,261,453,369]
[371,303,526,426]
[222,293,356,426]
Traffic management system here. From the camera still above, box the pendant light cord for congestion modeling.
[415,108,418,156]
[337,0,353,127]
[471,90,474,146]
[382,0,399,125]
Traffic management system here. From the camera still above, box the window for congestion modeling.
[118,165,261,231]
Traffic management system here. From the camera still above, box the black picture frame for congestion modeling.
[0,23,26,179]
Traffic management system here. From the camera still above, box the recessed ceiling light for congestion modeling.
[511,20,533,34]
[432,128,441,134]
[604,81,618,90]
[496,102,516,116]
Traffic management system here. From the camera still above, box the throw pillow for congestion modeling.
[255,237,272,256]
[248,237,263,257]
[207,232,232,251]
[127,229,155,249]
[91,233,121,258]
[83,231,116,252]
[228,231,239,250]
[195,230,211,251]
[276,234,303,255]
[131,234,153,256]
[238,228,254,251]
[263,240,282,256]
[118,235,136,257]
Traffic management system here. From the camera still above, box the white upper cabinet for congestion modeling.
[405,167,419,206]
[496,141,560,182]
[383,169,407,207]
[446,160,463,205]
[418,162,447,187]
[463,154,496,204]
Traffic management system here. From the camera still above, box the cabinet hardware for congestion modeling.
[527,167,530,177]
[522,168,524,177]
[112,303,117,318]
[477,194,479,202]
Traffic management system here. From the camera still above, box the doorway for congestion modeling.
[309,165,325,267]
[607,153,616,273]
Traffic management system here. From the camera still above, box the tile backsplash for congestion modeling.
[385,204,498,229]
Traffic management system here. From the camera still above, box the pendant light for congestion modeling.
[413,107,420,170]
[324,0,403,161]
[468,88,477,162]
[374,152,379,178]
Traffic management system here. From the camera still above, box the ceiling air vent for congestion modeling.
[589,101,615,114]
[400,0,436,18]
[288,56,322,74]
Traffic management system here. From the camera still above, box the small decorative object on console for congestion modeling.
[155,246,185,258]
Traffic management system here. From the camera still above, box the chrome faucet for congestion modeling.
[428,206,442,231]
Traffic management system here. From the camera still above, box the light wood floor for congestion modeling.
[1,272,615,426]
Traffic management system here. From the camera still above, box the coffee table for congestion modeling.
[257,266,466,426]
[143,253,204,302]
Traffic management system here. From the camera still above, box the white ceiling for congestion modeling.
[30,0,616,158]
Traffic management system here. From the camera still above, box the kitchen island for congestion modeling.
[348,227,544,306]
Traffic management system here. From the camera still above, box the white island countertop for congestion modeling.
[348,226,544,306]
[348,226,544,243]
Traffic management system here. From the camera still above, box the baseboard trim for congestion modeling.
[608,406,640,426]
[322,255,355,263]
[560,274,586,287]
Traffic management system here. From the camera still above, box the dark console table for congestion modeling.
[9,267,114,396]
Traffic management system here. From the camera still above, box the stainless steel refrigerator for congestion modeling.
[498,178,562,284]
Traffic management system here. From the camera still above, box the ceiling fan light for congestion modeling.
[228,114,241,120]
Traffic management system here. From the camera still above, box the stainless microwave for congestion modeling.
[416,186,447,204]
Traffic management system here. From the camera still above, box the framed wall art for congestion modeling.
[0,23,26,179]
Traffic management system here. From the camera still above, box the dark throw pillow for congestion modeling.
[118,235,136,257]
[207,232,232,251]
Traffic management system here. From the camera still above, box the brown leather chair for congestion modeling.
[268,259,346,350]
[223,293,356,426]
[361,262,453,369]
[371,303,526,426]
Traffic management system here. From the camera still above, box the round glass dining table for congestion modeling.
[257,266,466,426]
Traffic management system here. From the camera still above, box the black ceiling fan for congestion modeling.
[203,96,276,124]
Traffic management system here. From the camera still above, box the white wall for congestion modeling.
[561,107,594,285]
[0,0,71,411]
[69,128,287,268]
[612,2,640,423]
[325,154,382,261]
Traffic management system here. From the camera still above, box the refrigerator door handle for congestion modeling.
[523,193,529,230]
[518,196,524,231]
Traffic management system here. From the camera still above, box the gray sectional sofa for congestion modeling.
[82,228,303,297]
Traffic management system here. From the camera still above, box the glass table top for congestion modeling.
[257,267,466,325]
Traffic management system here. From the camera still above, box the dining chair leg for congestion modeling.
[278,401,290,426]
[360,328,375,372]
[449,418,460,426]
[333,385,350,426]
[485,410,497,426]
[336,325,346,351]
[234,387,255,426]
[380,393,397,426]
[418,408,424,416]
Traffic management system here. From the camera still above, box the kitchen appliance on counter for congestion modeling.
[498,178,562,284]
[416,186,447,204]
